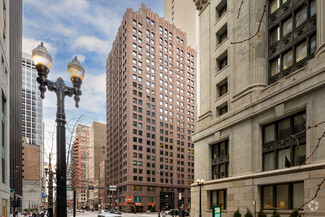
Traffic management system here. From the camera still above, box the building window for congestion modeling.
[217,51,228,71]
[211,140,229,179]
[268,0,316,84]
[262,182,303,210]
[216,0,227,20]
[262,112,306,171]
[216,24,227,45]
[217,78,228,97]
[217,104,228,116]
[211,189,227,209]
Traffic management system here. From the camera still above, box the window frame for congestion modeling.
[262,111,306,171]
[268,0,317,84]
[210,189,227,209]
[211,140,229,179]
[261,182,304,210]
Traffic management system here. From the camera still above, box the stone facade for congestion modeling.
[192,0,325,217]
[88,122,106,209]
[22,138,41,210]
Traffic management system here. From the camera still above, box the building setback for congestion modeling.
[71,124,90,208]
[106,4,196,212]
[192,0,325,216]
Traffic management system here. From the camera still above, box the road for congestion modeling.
[68,211,160,217]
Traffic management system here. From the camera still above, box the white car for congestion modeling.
[98,210,122,217]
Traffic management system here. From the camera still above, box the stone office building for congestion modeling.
[106,4,196,212]
[192,0,325,216]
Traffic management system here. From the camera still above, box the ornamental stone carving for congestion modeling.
[193,0,209,11]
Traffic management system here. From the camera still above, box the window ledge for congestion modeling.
[192,161,325,187]
[264,210,304,214]
[214,10,229,25]
[215,92,229,103]
[214,37,229,52]
[215,64,229,77]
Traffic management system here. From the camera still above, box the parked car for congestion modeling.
[98,210,122,217]
[110,209,122,215]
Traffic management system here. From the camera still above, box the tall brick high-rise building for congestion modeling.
[106,4,197,212]
[71,124,90,207]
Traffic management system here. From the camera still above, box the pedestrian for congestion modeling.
[162,210,166,217]
[32,210,37,217]
[158,211,160,217]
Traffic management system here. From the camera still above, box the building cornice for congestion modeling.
[192,161,325,187]
[193,0,209,11]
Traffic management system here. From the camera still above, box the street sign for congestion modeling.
[109,185,117,191]
[67,191,73,202]
[67,188,71,191]
[213,206,221,217]
[42,192,46,198]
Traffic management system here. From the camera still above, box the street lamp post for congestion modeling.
[33,42,85,217]
[197,179,204,217]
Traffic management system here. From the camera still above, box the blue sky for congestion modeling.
[23,0,164,153]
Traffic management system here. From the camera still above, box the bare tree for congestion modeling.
[279,121,325,211]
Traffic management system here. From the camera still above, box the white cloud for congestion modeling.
[23,37,57,55]
[52,24,76,37]
[72,35,110,54]
[64,0,89,12]
[77,73,106,113]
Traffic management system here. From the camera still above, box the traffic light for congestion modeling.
[10,199,16,207]
[17,198,22,207]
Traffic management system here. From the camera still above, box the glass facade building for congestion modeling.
[21,53,43,146]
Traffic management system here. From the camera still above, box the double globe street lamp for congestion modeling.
[197,179,204,217]
[33,42,85,217]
